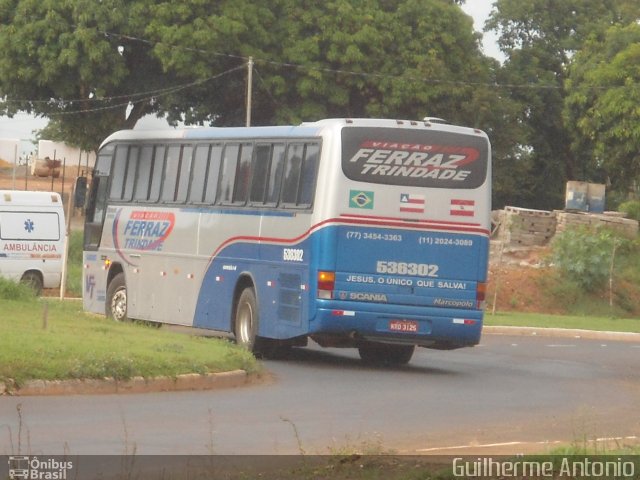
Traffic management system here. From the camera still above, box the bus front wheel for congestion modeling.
[106,273,129,322]
[358,342,415,366]
[234,287,259,352]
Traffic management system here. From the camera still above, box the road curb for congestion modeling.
[484,326,640,343]
[1,370,261,396]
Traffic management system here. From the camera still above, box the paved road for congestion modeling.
[1,333,639,455]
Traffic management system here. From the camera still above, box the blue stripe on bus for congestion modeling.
[179,207,296,217]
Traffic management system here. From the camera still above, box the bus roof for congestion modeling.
[99,125,323,149]
[99,118,487,150]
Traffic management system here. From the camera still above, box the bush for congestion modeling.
[618,200,640,222]
[0,277,37,301]
[551,226,628,292]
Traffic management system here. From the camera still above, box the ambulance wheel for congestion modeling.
[358,342,415,366]
[106,273,129,322]
[21,271,43,296]
[234,287,260,353]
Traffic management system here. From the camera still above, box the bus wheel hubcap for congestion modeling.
[238,303,253,345]
[112,289,127,320]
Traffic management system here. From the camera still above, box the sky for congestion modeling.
[461,1,503,61]
[0,1,501,157]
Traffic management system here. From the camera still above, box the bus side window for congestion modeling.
[189,144,210,203]
[250,144,271,204]
[281,142,319,208]
[281,144,303,205]
[122,146,139,202]
[109,145,129,201]
[298,143,320,207]
[148,146,165,202]
[233,143,253,204]
[266,144,286,205]
[176,145,193,203]
[134,146,154,201]
[204,145,223,204]
[218,144,240,204]
[161,145,181,202]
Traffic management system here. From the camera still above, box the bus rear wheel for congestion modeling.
[358,342,415,366]
[234,287,259,352]
[106,272,129,322]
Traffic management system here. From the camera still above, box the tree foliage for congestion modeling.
[486,0,640,209]
[484,0,635,209]
[0,0,498,153]
[145,0,498,127]
[564,23,640,195]
[0,0,175,151]
[5,0,640,214]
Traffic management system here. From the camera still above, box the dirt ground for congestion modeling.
[0,162,78,198]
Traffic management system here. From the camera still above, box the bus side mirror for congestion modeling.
[74,176,88,208]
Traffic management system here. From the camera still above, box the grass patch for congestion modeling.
[0,298,260,387]
[0,277,37,301]
[486,311,640,333]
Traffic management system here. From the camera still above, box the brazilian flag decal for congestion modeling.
[349,190,374,209]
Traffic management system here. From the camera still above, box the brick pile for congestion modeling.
[555,210,639,238]
[492,206,639,246]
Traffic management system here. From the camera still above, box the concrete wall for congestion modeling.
[0,138,19,164]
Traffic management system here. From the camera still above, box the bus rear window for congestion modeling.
[341,127,488,189]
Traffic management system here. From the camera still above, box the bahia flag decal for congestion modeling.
[400,193,425,213]
[450,199,475,217]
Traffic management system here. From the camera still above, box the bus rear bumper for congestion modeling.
[311,302,483,349]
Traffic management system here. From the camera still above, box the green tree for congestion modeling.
[564,23,640,199]
[0,0,176,151]
[146,0,496,126]
[0,0,499,152]
[485,0,636,210]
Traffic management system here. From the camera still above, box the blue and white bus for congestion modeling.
[82,118,491,364]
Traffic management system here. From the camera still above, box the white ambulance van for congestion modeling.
[0,190,66,294]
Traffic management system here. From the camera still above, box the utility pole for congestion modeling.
[246,56,253,127]
[12,142,17,190]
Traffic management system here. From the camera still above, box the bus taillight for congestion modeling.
[317,271,335,299]
[476,282,487,308]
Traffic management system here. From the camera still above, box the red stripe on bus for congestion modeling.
[207,216,489,263]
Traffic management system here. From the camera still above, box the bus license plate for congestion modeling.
[389,320,418,333]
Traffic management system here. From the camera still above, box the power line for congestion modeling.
[2,66,245,107]
[0,26,571,117]
[97,29,565,92]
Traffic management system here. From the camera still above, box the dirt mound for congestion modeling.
[487,245,640,316]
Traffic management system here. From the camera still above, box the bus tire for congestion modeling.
[234,287,260,353]
[358,342,415,366]
[21,271,43,296]
[106,272,129,322]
